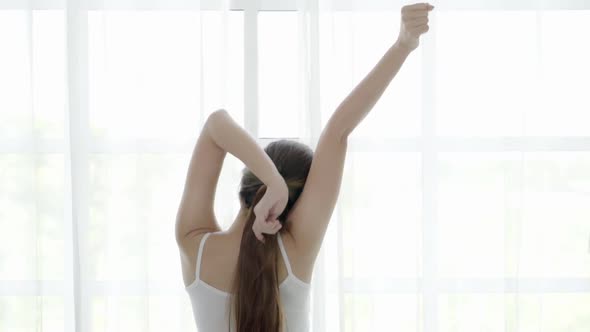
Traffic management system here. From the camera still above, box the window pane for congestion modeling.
[0,10,65,140]
[519,152,590,277]
[322,11,421,138]
[0,154,64,281]
[199,11,244,125]
[439,294,506,332]
[435,11,537,136]
[90,295,195,332]
[32,10,66,140]
[438,152,590,278]
[88,10,243,140]
[526,11,590,136]
[91,296,146,331]
[0,296,64,332]
[258,12,299,138]
[517,293,590,331]
[342,152,422,278]
[344,294,419,332]
[439,293,590,332]
[0,11,29,139]
[438,152,516,277]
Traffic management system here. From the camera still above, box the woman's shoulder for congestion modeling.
[280,230,314,284]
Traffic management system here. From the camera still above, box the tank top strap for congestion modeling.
[195,232,212,281]
[277,233,293,275]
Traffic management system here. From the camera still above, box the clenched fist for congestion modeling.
[396,3,434,52]
[251,183,288,243]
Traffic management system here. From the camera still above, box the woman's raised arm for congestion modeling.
[286,3,434,269]
[330,2,434,140]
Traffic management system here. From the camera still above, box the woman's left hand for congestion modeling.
[251,182,289,243]
[396,2,434,52]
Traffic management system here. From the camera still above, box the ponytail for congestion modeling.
[231,185,284,332]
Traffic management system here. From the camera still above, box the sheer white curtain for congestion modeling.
[2,0,590,331]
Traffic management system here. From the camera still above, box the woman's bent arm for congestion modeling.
[175,109,284,239]
[207,109,285,190]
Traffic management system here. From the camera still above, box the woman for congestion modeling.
[175,3,434,331]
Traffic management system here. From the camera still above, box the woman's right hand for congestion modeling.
[251,182,289,243]
[396,3,434,52]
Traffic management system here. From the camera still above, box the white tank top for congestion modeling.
[185,232,311,332]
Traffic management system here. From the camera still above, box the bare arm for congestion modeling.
[331,42,412,140]
[207,109,285,190]
[175,109,285,240]
[332,3,433,140]
[288,3,434,273]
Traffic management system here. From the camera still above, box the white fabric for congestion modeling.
[2,0,590,331]
[186,233,311,332]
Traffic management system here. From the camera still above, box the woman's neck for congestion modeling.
[226,208,250,237]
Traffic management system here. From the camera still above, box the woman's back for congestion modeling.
[184,230,311,332]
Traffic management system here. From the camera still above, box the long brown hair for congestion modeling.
[232,139,313,332]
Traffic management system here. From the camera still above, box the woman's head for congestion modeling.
[232,139,313,331]
[238,139,314,228]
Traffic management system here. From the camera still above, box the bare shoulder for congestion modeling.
[177,228,218,260]
[177,229,218,287]
[280,229,314,283]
